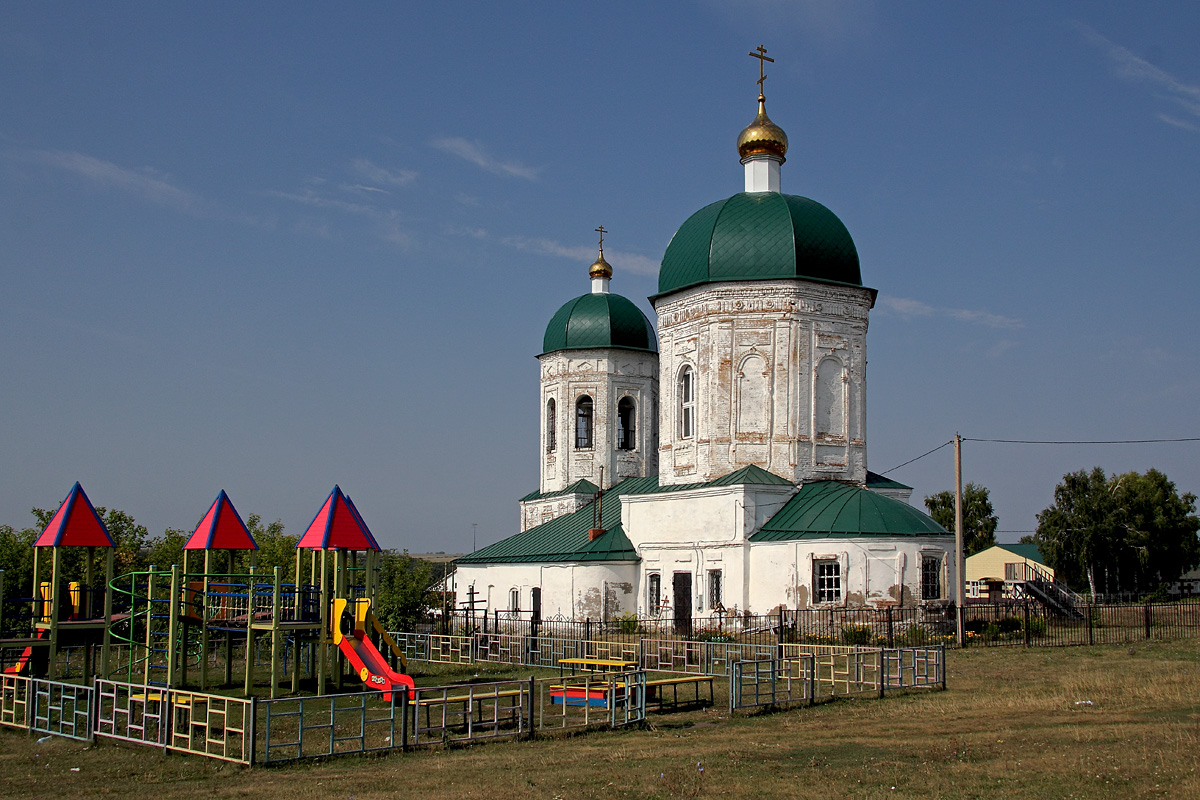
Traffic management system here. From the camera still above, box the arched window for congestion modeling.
[617,396,636,450]
[575,395,593,449]
[678,366,695,439]
[545,398,556,452]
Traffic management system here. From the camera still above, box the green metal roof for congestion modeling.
[460,467,793,565]
[519,479,599,503]
[997,543,1047,566]
[657,192,869,298]
[541,292,657,356]
[864,471,912,491]
[751,480,949,541]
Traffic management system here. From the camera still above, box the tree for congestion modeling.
[1033,467,1200,596]
[374,551,434,632]
[924,483,999,556]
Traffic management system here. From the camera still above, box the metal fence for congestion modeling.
[962,600,1200,647]
[0,674,94,741]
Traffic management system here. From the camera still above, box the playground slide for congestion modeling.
[2,630,46,675]
[337,631,414,701]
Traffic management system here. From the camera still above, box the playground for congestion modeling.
[1,482,945,767]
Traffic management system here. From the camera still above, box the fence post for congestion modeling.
[526,675,536,740]
[886,607,894,648]
[878,649,886,699]
[247,696,258,766]
[399,685,409,751]
[586,617,591,641]
[1087,603,1094,646]
[1145,603,1152,640]
[807,655,816,706]
[1023,603,1030,647]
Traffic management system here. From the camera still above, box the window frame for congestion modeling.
[814,558,841,604]
[921,555,943,601]
[616,395,636,451]
[545,398,556,453]
[509,587,520,612]
[708,569,723,611]
[678,366,695,440]
[647,572,661,616]
[575,395,594,449]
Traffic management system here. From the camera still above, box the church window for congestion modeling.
[921,555,943,601]
[546,399,556,452]
[647,573,661,615]
[814,559,841,603]
[679,366,695,439]
[575,396,593,449]
[815,358,845,438]
[617,396,636,450]
[708,569,723,610]
[509,588,520,611]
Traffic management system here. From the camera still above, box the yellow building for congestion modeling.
[965,544,1053,599]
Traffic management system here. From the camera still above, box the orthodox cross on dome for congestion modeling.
[749,45,774,98]
[595,224,607,254]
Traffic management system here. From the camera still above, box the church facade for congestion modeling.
[456,57,954,625]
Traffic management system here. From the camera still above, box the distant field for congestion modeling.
[2,640,1197,799]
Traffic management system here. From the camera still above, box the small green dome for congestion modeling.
[657,192,862,297]
[541,293,657,356]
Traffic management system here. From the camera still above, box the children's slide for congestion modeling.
[332,598,414,701]
[3,630,46,675]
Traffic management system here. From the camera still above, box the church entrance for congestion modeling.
[672,572,692,634]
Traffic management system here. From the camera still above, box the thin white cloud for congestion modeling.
[881,296,1022,330]
[349,158,417,186]
[1074,22,1200,130]
[341,183,391,195]
[500,235,660,276]
[1158,114,1200,132]
[26,149,200,211]
[263,188,376,216]
[431,137,539,180]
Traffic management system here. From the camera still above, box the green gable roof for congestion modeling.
[997,543,1047,566]
[865,471,912,491]
[751,480,949,542]
[461,467,793,566]
[656,192,872,299]
[541,292,657,356]
[519,479,599,503]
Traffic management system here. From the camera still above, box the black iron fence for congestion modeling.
[416,599,1200,650]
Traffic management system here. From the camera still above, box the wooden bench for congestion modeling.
[557,657,638,677]
[646,674,714,710]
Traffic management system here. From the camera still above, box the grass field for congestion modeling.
[2,640,1197,799]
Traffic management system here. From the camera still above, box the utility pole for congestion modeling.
[954,433,965,646]
[472,522,478,554]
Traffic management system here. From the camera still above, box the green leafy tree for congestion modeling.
[1034,467,1199,596]
[374,551,434,632]
[924,483,999,556]
[232,515,296,582]
[0,524,39,600]
[144,528,188,572]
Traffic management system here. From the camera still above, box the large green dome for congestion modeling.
[656,192,862,297]
[541,292,657,356]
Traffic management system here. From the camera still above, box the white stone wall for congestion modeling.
[622,483,794,615]
[518,491,593,532]
[652,280,873,486]
[747,537,957,611]
[455,561,639,621]
[539,348,659,493]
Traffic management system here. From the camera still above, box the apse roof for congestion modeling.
[751,480,949,541]
[184,490,257,550]
[34,482,114,548]
[297,485,381,551]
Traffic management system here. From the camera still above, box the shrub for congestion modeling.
[841,624,873,645]
[1027,616,1047,638]
[997,616,1023,634]
[614,612,640,635]
[901,625,929,645]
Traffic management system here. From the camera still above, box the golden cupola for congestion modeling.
[588,249,612,281]
[737,93,788,162]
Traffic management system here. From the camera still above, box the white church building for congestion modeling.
[456,57,954,626]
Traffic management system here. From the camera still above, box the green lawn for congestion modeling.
[2,640,1197,799]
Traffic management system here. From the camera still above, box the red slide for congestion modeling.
[337,630,415,702]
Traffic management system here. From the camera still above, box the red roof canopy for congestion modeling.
[184,490,257,551]
[35,482,114,548]
[297,485,381,551]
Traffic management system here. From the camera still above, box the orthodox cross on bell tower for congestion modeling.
[749,45,774,98]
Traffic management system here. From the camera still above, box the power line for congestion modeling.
[963,437,1200,444]
[880,440,953,475]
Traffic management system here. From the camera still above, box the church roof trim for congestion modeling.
[519,479,600,503]
[864,471,912,491]
[751,480,949,542]
[460,467,794,565]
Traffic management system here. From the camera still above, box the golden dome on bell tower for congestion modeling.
[588,224,612,281]
[737,45,788,163]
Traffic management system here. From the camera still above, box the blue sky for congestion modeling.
[2,1,1198,552]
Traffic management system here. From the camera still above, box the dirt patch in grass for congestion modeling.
[2,641,1198,799]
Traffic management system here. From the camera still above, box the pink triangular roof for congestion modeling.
[184,490,257,550]
[297,486,380,551]
[35,482,114,548]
